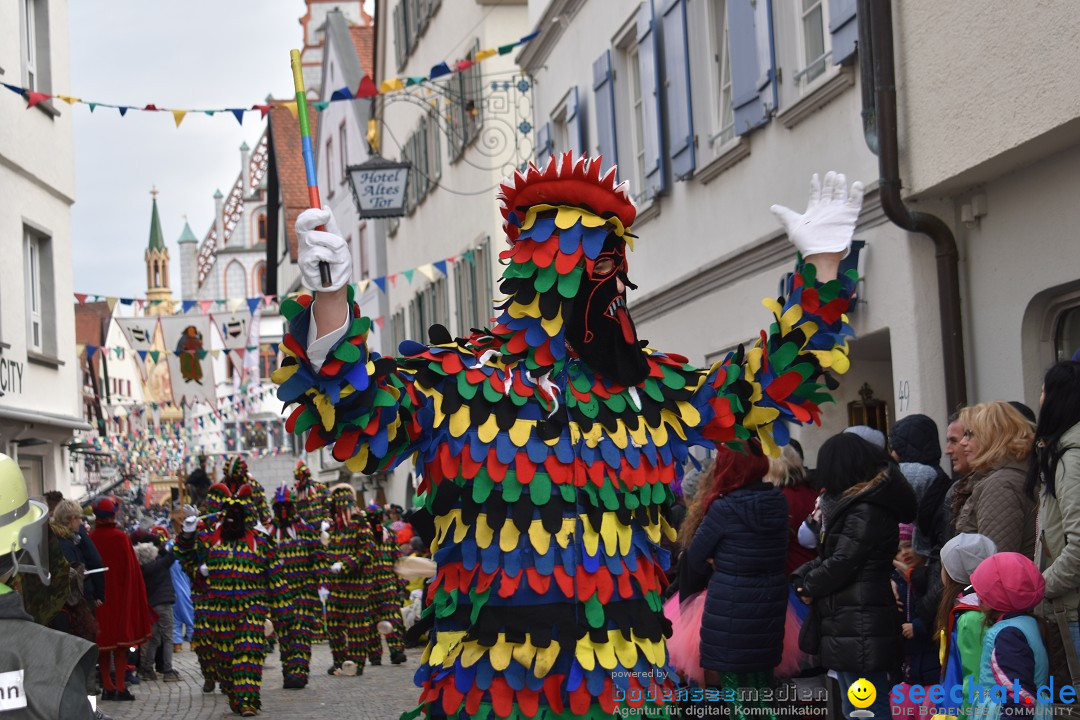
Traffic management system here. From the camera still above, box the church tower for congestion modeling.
[144,187,173,312]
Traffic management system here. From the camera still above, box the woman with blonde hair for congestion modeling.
[955,401,1037,557]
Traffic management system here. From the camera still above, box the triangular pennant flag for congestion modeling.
[329,87,354,101]
[454,60,474,72]
[356,75,378,98]
[429,62,451,79]
[26,91,50,109]
[356,278,371,294]
[373,276,387,293]
[203,110,217,116]
[388,274,398,288]
[233,348,246,359]
[182,299,196,313]
[475,49,498,62]
[498,43,516,55]
[118,106,129,116]
[105,296,119,313]
[379,78,404,94]
[171,109,187,127]
[74,293,88,304]
[143,104,160,111]
[252,104,271,119]
[434,260,448,277]
[211,349,221,359]
[85,345,98,359]
[282,101,298,120]
[374,316,386,329]
[313,101,330,112]
[216,299,227,306]
[263,295,275,307]
[136,298,145,310]
[402,268,415,284]
[119,297,134,306]
[463,249,476,265]
[416,264,436,283]
[519,31,540,44]
[56,95,81,104]
[448,255,457,264]
[2,83,24,96]
[137,350,148,362]
[230,108,245,125]
[88,102,97,112]
[247,298,261,315]
[198,300,213,313]
[406,77,425,87]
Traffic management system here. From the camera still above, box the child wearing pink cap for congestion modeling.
[969,552,1050,718]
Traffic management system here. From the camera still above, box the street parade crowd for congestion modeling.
[4,157,1080,719]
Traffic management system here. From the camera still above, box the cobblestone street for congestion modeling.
[101,642,423,720]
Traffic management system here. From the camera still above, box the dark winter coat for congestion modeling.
[55,524,106,606]
[686,481,789,673]
[134,543,176,607]
[892,569,941,685]
[780,483,818,575]
[791,465,917,673]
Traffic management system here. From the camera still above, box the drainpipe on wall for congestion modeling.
[858,0,968,413]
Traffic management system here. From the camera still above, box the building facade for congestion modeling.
[0,0,89,497]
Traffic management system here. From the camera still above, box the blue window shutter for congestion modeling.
[661,0,695,180]
[536,122,552,164]
[636,0,666,198]
[729,0,767,135]
[592,50,618,175]
[565,86,584,156]
[829,0,858,64]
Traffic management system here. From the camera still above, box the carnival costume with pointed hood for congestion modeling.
[274,154,858,718]
[269,484,322,687]
[205,457,272,530]
[322,484,376,675]
[176,484,291,715]
[293,461,330,526]
[363,501,408,665]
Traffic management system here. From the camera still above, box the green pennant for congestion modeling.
[405,77,425,86]
[402,269,415,284]
[498,43,515,55]
[462,249,475,266]
[313,101,330,111]
[148,351,160,363]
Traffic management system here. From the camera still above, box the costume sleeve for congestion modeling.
[264,540,292,625]
[174,530,206,581]
[1044,447,1080,599]
[689,259,857,455]
[989,626,1037,708]
[273,286,433,474]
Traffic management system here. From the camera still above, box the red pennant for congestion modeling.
[26,91,50,108]
[374,316,386,329]
[355,75,378,98]
[74,293,88,304]
[251,104,271,119]
[454,60,474,72]
[143,103,160,111]
[198,300,213,313]
[387,274,398,288]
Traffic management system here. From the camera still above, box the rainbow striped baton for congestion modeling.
[290,49,332,287]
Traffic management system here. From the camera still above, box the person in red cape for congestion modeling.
[90,497,153,702]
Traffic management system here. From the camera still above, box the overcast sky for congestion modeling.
[69,1,315,299]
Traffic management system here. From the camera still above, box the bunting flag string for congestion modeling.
[2,32,537,126]
[75,241,485,312]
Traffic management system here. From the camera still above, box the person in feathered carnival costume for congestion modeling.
[269,483,322,689]
[293,460,330,526]
[273,153,863,718]
[322,484,376,676]
[205,456,271,530]
[176,486,291,716]
[175,496,217,694]
[363,501,408,666]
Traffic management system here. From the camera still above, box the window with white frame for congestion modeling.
[626,43,647,199]
[708,0,735,147]
[23,0,37,91]
[454,238,492,334]
[796,0,830,87]
[326,137,335,196]
[24,228,46,353]
[339,122,348,186]
[551,103,569,156]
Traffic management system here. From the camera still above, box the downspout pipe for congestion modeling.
[859,0,968,413]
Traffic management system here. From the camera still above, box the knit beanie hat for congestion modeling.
[889,414,941,466]
[941,533,997,584]
[843,425,886,450]
[970,552,1045,613]
[898,523,914,543]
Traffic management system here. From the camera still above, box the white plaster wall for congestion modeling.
[894,0,1080,196]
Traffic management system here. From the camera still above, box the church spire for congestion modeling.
[148,185,165,251]
[145,186,173,311]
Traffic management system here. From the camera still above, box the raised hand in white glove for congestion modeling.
[198,564,209,577]
[320,520,331,533]
[318,585,330,603]
[181,505,199,534]
[330,561,344,575]
[770,171,864,258]
[296,207,351,292]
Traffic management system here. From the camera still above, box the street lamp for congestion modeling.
[346,155,411,218]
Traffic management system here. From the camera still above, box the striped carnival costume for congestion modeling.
[293,461,331,527]
[180,492,218,691]
[364,503,408,665]
[323,484,376,675]
[274,154,864,718]
[177,485,291,716]
[270,485,323,688]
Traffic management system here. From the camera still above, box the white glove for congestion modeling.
[254,522,268,535]
[296,207,351,291]
[181,505,199,534]
[320,520,331,532]
[330,561,343,574]
[318,585,330,604]
[198,564,209,577]
[770,171,864,257]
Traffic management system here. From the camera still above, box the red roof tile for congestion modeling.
[349,23,375,78]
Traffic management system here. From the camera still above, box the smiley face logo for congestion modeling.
[847,677,877,710]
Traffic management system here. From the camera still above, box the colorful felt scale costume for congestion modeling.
[269,485,323,689]
[176,485,291,716]
[293,461,331,526]
[274,154,859,718]
[204,457,272,530]
[364,502,408,665]
[322,484,376,675]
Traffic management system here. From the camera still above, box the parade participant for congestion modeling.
[176,486,291,716]
[292,461,330,527]
[269,484,322,689]
[362,502,407,666]
[175,498,218,694]
[90,497,153,702]
[274,155,863,717]
[0,454,100,719]
[212,456,272,530]
[322,484,375,676]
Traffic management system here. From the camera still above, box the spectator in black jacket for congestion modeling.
[134,535,180,682]
[792,433,916,720]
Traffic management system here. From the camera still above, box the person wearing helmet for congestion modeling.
[362,502,407,666]
[969,552,1050,717]
[292,461,329,527]
[269,484,320,689]
[176,485,291,716]
[0,453,100,719]
[322,485,375,677]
